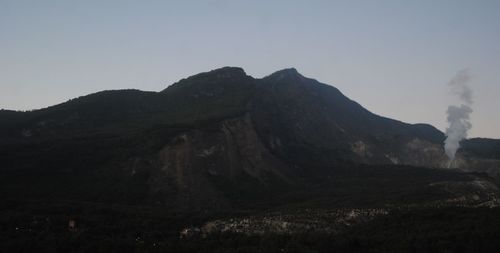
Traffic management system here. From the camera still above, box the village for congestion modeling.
[179,208,389,238]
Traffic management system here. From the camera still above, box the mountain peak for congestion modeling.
[190,66,247,80]
[278,67,299,75]
[265,68,304,81]
[163,66,249,92]
[207,66,247,77]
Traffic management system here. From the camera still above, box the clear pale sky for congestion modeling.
[1,0,499,138]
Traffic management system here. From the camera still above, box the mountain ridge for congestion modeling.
[1,66,500,211]
[1,67,498,161]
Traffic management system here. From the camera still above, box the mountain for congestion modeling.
[2,67,500,252]
[1,67,499,211]
[253,68,446,167]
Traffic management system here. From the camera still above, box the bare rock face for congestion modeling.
[123,114,294,210]
[378,137,500,177]
[391,138,449,168]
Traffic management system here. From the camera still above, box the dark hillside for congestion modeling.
[1,67,500,252]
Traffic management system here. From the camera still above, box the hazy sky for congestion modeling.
[1,0,499,138]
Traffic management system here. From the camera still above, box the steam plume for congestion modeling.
[444,69,473,165]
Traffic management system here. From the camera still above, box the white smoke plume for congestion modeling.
[444,69,473,165]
